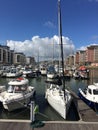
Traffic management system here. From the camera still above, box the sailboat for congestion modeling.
[45,0,72,119]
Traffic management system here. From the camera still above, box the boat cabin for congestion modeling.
[7,84,27,93]
[7,78,28,93]
[85,84,98,96]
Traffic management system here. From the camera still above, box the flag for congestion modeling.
[34,105,39,114]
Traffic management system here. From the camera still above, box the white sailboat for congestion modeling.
[47,65,57,79]
[45,0,72,119]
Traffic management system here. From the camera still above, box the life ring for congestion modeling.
[17,77,24,81]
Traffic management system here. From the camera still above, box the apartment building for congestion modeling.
[75,51,79,65]
[79,50,86,65]
[68,55,74,66]
[66,44,98,66]
[14,52,26,65]
[0,45,12,65]
[26,56,35,66]
[85,45,98,64]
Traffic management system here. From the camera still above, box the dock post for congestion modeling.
[30,101,35,122]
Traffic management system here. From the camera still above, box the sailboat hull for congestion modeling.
[45,0,72,120]
[45,88,71,119]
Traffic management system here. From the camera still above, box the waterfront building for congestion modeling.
[0,45,12,65]
[74,50,86,66]
[75,51,79,66]
[65,57,69,66]
[69,55,74,66]
[85,45,98,65]
[66,55,75,66]
[78,50,86,65]
[26,56,35,66]
[66,45,98,67]
[14,52,26,65]
[0,45,36,66]
[10,50,14,65]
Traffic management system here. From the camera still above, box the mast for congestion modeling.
[52,39,54,65]
[58,0,65,91]
[37,47,39,70]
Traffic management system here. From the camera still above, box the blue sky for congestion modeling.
[0,0,98,59]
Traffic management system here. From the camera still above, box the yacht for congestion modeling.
[6,67,22,78]
[22,68,33,77]
[45,77,72,119]
[47,65,57,79]
[45,0,72,119]
[0,77,35,111]
[40,66,47,76]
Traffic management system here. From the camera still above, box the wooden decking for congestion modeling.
[0,120,98,130]
[78,98,98,122]
[70,90,98,122]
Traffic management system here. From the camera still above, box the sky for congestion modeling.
[0,0,98,61]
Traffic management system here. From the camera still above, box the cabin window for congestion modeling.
[14,86,21,92]
[21,86,27,91]
[7,85,13,93]
[88,89,92,94]
[93,89,98,95]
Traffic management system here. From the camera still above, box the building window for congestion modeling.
[17,55,21,62]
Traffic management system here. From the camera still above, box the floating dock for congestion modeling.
[78,97,98,122]
[70,90,98,122]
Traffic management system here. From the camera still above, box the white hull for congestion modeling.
[41,70,47,75]
[47,73,55,79]
[45,87,71,119]
[3,91,35,111]
[6,68,22,78]
[0,77,35,111]
[40,67,47,75]
[6,73,21,78]
[22,70,32,75]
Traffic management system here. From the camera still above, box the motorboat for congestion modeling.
[45,0,72,119]
[73,71,80,79]
[40,66,47,76]
[22,68,33,77]
[79,71,89,80]
[6,67,22,78]
[0,77,35,111]
[78,83,98,111]
[0,86,6,93]
[47,72,56,79]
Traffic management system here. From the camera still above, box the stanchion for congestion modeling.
[30,101,45,129]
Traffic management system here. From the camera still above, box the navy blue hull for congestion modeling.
[78,92,98,111]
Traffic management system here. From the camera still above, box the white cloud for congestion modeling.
[78,46,87,50]
[78,43,98,51]
[7,35,75,61]
[44,21,56,28]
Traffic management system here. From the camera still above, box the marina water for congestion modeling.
[0,68,97,121]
